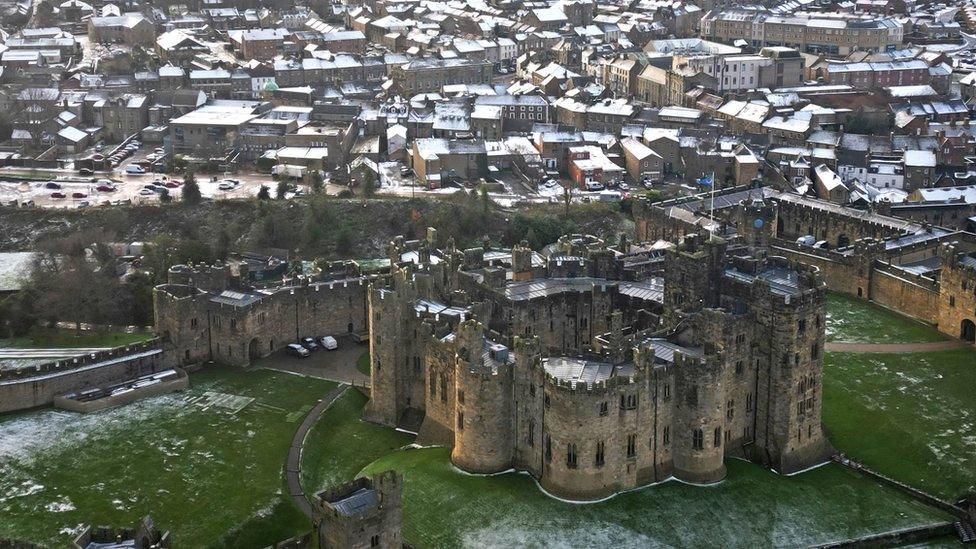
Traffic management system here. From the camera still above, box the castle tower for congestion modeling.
[751,266,833,474]
[671,348,727,484]
[315,471,403,549]
[511,240,534,282]
[152,284,211,369]
[451,320,515,473]
[663,232,727,324]
[737,198,777,250]
[364,268,424,428]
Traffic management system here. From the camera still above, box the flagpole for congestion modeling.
[709,170,715,238]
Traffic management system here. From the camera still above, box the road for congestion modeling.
[824,340,970,353]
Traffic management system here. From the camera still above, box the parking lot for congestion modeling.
[254,335,369,386]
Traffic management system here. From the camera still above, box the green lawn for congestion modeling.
[825,293,945,343]
[0,326,155,349]
[300,390,412,497]
[823,349,976,500]
[361,447,951,548]
[355,352,371,376]
[0,366,336,547]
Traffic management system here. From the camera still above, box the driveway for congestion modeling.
[258,336,369,386]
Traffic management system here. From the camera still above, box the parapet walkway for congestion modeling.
[824,340,970,354]
[285,384,349,520]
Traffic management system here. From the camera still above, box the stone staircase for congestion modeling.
[956,520,976,543]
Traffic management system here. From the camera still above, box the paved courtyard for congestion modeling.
[256,336,370,387]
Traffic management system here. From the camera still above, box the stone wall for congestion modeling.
[0,342,164,413]
[870,265,940,325]
[938,243,976,341]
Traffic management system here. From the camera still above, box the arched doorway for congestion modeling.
[837,234,850,248]
[347,322,354,333]
[248,338,261,364]
[961,319,975,343]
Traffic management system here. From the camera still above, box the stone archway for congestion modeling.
[961,319,976,343]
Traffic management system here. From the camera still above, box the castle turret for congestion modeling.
[511,241,534,282]
[664,232,726,322]
[751,262,833,474]
[671,347,727,484]
[315,471,403,549]
[451,320,515,473]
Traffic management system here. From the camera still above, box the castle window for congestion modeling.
[191,318,198,329]
[795,353,801,366]
[714,427,722,447]
[811,343,819,360]
[595,441,605,466]
[567,443,578,469]
[599,401,608,416]
[528,421,535,446]
[545,434,552,462]
[626,434,636,458]
[230,318,236,330]
[798,319,806,333]
[663,384,671,400]
[371,535,380,547]
[414,357,421,374]
[692,429,703,450]
[950,296,955,307]
[735,333,745,345]
[726,399,734,421]
[458,412,464,430]
[376,359,381,371]
[529,384,536,397]
[686,386,698,407]
[440,375,447,403]
[808,424,813,438]
[663,426,670,446]
[581,317,588,329]
[816,315,821,329]
[430,372,437,396]
[746,393,753,412]
[544,394,551,409]
[735,361,743,376]
[458,390,465,404]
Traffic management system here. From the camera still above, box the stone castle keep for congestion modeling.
[362,230,832,499]
[151,218,835,500]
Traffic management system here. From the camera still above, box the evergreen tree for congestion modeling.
[276,180,289,199]
[182,171,201,204]
[310,170,324,194]
[257,185,271,200]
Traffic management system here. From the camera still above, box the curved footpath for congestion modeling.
[825,340,970,354]
[286,384,349,519]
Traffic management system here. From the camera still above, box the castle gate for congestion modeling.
[961,319,976,343]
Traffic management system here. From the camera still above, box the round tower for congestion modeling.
[451,320,515,473]
[671,350,727,484]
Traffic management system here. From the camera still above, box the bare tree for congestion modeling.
[14,88,59,152]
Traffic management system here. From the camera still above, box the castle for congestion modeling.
[363,229,832,499]
[152,219,834,500]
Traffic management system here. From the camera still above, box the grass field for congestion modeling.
[355,352,371,376]
[825,293,945,343]
[823,349,976,500]
[0,366,335,546]
[360,447,950,548]
[300,390,412,497]
[0,326,155,349]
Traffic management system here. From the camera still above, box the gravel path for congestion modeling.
[285,384,349,519]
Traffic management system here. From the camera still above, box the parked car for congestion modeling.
[286,343,311,358]
[139,188,154,196]
[44,182,61,189]
[96,185,116,192]
[164,181,181,188]
[300,337,319,351]
[126,164,145,174]
[217,182,235,191]
[78,168,93,176]
[50,192,66,199]
[320,336,338,350]
[72,192,88,199]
